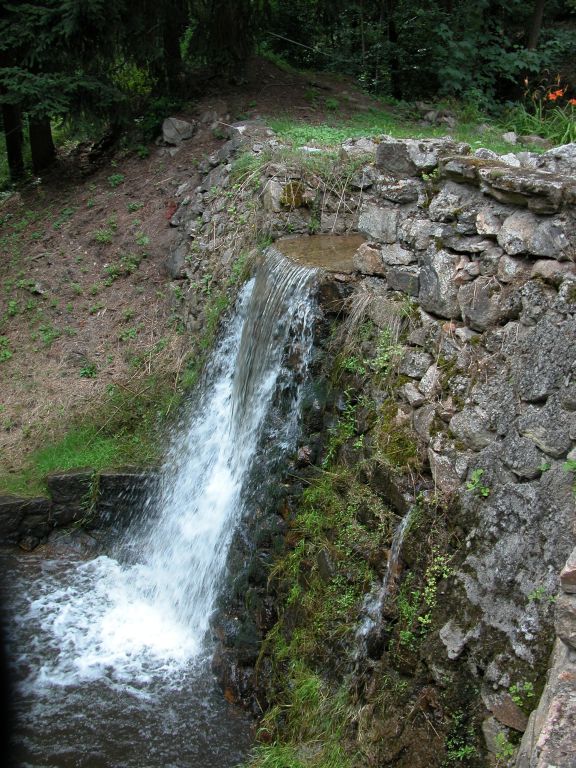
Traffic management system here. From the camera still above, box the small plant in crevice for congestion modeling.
[494,731,516,766]
[509,680,535,710]
[527,585,555,603]
[341,355,366,376]
[395,549,454,648]
[465,468,490,497]
[442,709,477,765]
[322,390,358,467]
[563,458,576,497]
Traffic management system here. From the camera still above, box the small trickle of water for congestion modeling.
[4,249,318,767]
[358,508,412,639]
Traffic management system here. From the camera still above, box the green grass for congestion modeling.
[504,103,576,145]
[248,465,395,768]
[0,425,128,497]
[0,372,182,497]
[250,662,356,768]
[269,109,545,155]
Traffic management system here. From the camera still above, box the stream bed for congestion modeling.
[1,546,253,767]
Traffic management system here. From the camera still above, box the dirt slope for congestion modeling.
[0,57,380,478]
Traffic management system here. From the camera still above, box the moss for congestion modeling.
[372,401,420,470]
[280,181,306,208]
[251,457,397,766]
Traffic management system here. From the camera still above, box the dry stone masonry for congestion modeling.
[161,125,575,767]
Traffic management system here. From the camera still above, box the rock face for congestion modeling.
[159,128,576,766]
[0,496,52,548]
[375,138,470,176]
[515,547,576,768]
[46,468,94,526]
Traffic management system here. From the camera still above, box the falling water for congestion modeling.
[2,250,318,767]
[359,508,412,642]
[132,250,316,643]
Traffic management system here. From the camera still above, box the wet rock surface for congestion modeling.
[0,470,156,549]
[184,133,576,768]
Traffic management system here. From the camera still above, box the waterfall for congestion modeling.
[358,508,412,644]
[137,250,317,643]
[7,250,318,694]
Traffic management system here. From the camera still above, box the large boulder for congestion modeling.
[162,117,196,146]
[376,137,470,177]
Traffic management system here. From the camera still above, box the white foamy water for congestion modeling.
[4,251,317,767]
[17,556,199,691]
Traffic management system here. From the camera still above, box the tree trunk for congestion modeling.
[2,103,25,181]
[526,0,546,50]
[29,115,55,174]
[209,0,253,80]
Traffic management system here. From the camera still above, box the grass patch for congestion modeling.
[0,425,125,497]
[250,664,355,768]
[269,109,539,155]
[0,372,183,497]
[250,465,396,767]
[504,102,576,145]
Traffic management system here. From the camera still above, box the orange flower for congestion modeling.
[569,98,576,106]
[547,88,565,101]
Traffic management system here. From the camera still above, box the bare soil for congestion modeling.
[0,56,381,479]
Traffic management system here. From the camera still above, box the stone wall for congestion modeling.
[337,138,575,767]
[0,468,155,550]
[515,548,576,768]
[171,126,575,766]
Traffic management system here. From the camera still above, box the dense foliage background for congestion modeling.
[1,0,575,180]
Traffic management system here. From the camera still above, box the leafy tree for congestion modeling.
[263,0,576,103]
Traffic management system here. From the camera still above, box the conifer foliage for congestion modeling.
[1,1,575,182]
